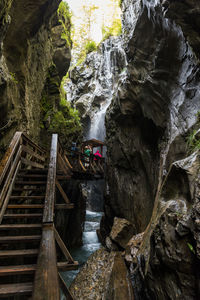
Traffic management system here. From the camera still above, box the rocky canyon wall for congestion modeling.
[68,0,200,299]
[103,0,200,298]
[0,0,71,155]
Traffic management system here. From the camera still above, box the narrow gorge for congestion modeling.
[0,0,200,299]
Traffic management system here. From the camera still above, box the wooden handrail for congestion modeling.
[33,134,60,299]
[32,224,60,300]
[43,134,58,223]
[0,131,22,186]
[22,132,46,155]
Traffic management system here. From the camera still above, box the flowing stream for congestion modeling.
[61,210,103,289]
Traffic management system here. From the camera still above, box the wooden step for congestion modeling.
[15,181,46,185]
[13,187,45,192]
[0,235,41,243]
[0,262,78,277]
[17,174,47,178]
[0,224,42,230]
[0,265,35,276]
[3,213,43,219]
[18,169,48,174]
[0,282,32,297]
[7,204,74,209]
[10,196,45,200]
[0,249,38,258]
[7,204,44,209]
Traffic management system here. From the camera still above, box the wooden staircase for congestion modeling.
[0,132,78,299]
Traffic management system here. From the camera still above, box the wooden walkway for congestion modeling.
[0,132,92,299]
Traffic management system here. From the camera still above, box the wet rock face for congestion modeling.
[126,152,200,299]
[110,217,136,249]
[70,248,134,300]
[0,0,71,152]
[103,0,200,234]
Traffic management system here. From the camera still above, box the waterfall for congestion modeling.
[87,37,127,141]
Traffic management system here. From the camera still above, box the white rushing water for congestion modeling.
[61,210,103,289]
[87,37,127,141]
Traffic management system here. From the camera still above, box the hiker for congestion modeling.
[71,142,78,156]
[94,149,102,160]
[84,145,92,167]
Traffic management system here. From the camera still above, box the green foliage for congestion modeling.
[187,112,200,153]
[102,18,122,41]
[85,40,97,54]
[57,1,72,48]
[49,97,82,141]
[1,0,13,25]
[9,72,18,84]
[187,243,195,254]
[41,82,82,147]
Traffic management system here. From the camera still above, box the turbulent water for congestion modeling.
[61,210,103,289]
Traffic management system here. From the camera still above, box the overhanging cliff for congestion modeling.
[0,0,71,155]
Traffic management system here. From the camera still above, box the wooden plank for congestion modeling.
[0,132,22,186]
[59,273,74,300]
[22,133,46,155]
[0,261,77,274]
[33,225,60,300]
[56,179,70,204]
[54,228,74,263]
[18,168,48,174]
[15,181,46,185]
[0,235,41,243]
[7,204,44,209]
[79,159,87,172]
[0,161,21,223]
[43,134,58,224]
[10,196,45,200]
[55,204,74,209]
[13,187,45,191]
[57,262,79,271]
[0,249,38,258]
[0,264,36,276]
[58,153,69,175]
[21,157,44,169]
[22,145,46,162]
[17,174,47,178]
[0,146,22,209]
[0,282,32,297]
[3,213,43,218]
[0,224,41,230]
[63,154,73,169]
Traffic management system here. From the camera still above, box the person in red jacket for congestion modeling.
[94,149,102,160]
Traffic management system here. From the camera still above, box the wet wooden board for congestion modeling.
[0,282,33,297]
[0,224,42,230]
[33,225,60,300]
[3,213,43,218]
[0,249,38,258]
[21,158,44,169]
[0,265,36,276]
[0,235,41,243]
[43,134,57,223]
[7,204,44,209]
[22,145,46,162]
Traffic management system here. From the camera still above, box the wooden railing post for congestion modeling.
[43,134,58,223]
